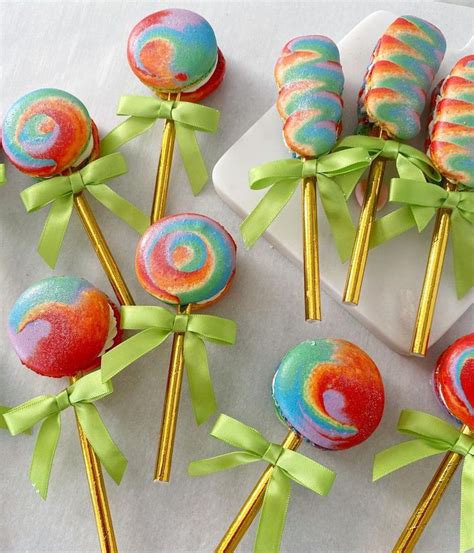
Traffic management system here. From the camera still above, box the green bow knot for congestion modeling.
[373,409,474,553]
[387,179,474,298]
[100,306,236,424]
[241,147,373,261]
[100,95,220,194]
[189,414,336,553]
[20,152,150,268]
[3,370,127,499]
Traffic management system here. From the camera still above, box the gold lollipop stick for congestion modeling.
[344,127,386,305]
[411,180,455,356]
[155,304,192,482]
[70,376,117,553]
[302,173,321,321]
[393,424,472,552]
[73,193,134,306]
[151,92,181,222]
[215,430,302,553]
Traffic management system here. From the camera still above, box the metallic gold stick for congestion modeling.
[70,376,118,553]
[411,180,455,356]
[344,128,386,305]
[151,92,181,222]
[302,173,321,321]
[393,424,472,552]
[215,430,302,553]
[74,193,134,307]
[155,303,192,482]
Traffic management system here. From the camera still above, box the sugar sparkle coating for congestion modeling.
[359,16,446,140]
[272,339,385,450]
[136,213,236,307]
[8,277,117,378]
[434,333,474,428]
[2,89,93,178]
[127,8,218,93]
[428,55,474,188]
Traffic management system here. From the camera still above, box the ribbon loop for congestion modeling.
[172,313,189,334]
[68,171,85,195]
[381,139,401,160]
[262,442,284,466]
[55,390,71,413]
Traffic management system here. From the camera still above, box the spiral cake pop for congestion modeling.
[428,55,474,188]
[8,276,119,378]
[1,89,99,178]
[359,16,446,140]
[434,333,474,428]
[136,213,236,307]
[127,8,224,102]
[273,339,385,450]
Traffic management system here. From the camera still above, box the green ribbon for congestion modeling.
[100,306,236,424]
[241,147,372,261]
[3,370,127,499]
[0,406,10,430]
[100,95,220,194]
[0,164,5,185]
[189,415,335,553]
[373,409,474,553]
[20,152,150,268]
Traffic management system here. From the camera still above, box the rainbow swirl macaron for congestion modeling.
[272,339,385,450]
[136,213,236,307]
[8,276,120,378]
[434,334,474,428]
[1,88,99,178]
[127,8,225,102]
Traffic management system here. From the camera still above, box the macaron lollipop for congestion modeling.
[411,56,474,356]
[125,8,224,222]
[194,339,384,552]
[343,16,446,307]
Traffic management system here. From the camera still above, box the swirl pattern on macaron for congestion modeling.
[272,339,385,450]
[359,16,446,140]
[281,35,340,61]
[8,277,119,378]
[434,334,474,428]
[127,8,218,93]
[428,55,474,188]
[1,89,94,178]
[136,214,236,307]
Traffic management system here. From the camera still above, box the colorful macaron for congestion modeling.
[8,277,120,378]
[272,339,385,450]
[1,88,100,178]
[135,213,236,307]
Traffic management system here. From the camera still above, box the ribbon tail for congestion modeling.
[75,404,127,485]
[0,406,9,429]
[460,455,474,553]
[37,195,74,268]
[184,333,216,425]
[175,124,208,194]
[254,467,291,553]
[188,451,260,476]
[333,165,368,199]
[30,414,61,500]
[451,214,474,299]
[240,179,300,248]
[87,184,150,234]
[100,117,156,156]
[101,328,171,382]
[369,206,418,249]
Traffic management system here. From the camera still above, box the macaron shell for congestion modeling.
[283,112,339,157]
[277,83,343,120]
[272,339,385,450]
[281,35,340,62]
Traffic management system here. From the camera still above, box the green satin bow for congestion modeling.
[373,409,474,553]
[241,148,371,262]
[3,370,127,499]
[189,414,336,553]
[0,164,5,185]
[20,152,150,268]
[100,95,220,194]
[101,306,236,424]
[0,406,9,430]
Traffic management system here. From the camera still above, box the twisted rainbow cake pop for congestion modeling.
[427,55,474,189]
[1,89,99,178]
[127,8,224,102]
[136,213,236,307]
[8,276,120,378]
[434,333,474,428]
[272,339,385,450]
[359,16,446,140]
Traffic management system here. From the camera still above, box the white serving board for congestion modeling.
[213,10,473,355]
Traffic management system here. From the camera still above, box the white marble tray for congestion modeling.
[213,10,473,355]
